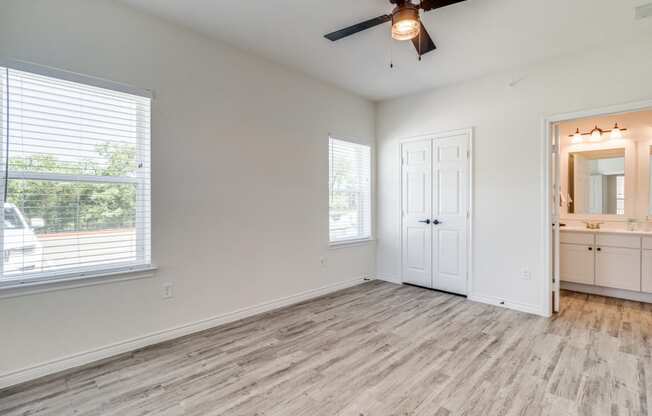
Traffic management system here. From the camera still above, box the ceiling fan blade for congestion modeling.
[412,23,437,55]
[324,15,392,41]
[420,0,466,12]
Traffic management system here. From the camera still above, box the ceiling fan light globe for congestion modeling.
[392,19,420,40]
[391,5,421,41]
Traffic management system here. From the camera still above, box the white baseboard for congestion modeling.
[373,277,545,317]
[468,293,546,317]
[0,277,366,390]
[561,281,652,303]
[374,273,402,284]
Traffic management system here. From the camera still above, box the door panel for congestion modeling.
[432,134,468,295]
[405,228,427,275]
[406,170,426,214]
[595,247,641,291]
[401,140,432,288]
[438,169,461,215]
[559,243,594,285]
[437,229,460,276]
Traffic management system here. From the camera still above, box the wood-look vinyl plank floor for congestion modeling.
[1,281,651,415]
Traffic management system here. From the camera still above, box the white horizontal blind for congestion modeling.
[0,66,151,284]
[329,137,371,243]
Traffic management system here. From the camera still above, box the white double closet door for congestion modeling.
[401,132,470,295]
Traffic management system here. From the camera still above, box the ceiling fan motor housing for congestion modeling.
[392,3,420,25]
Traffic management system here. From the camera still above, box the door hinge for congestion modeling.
[551,144,559,153]
[466,150,470,159]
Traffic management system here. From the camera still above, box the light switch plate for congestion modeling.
[163,283,173,299]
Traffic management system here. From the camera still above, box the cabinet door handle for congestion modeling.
[597,247,601,251]
[588,247,593,251]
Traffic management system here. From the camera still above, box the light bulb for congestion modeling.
[590,126,602,142]
[610,123,623,140]
[392,19,420,40]
[571,128,583,144]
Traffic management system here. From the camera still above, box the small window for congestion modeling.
[329,137,371,243]
[616,175,625,215]
[0,65,151,285]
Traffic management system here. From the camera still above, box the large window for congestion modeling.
[329,137,371,243]
[0,65,151,286]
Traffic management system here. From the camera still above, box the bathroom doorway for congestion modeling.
[544,102,652,315]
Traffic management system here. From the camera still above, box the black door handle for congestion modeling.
[418,219,431,224]
[433,219,441,225]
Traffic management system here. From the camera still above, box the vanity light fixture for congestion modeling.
[568,123,628,143]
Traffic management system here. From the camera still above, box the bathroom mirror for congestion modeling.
[568,148,625,215]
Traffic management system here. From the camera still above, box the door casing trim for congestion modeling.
[541,99,652,317]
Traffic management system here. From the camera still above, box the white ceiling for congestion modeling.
[120,0,652,100]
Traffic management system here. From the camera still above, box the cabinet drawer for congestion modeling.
[595,247,641,291]
[596,233,641,249]
[560,243,595,285]
[560,231,594,246]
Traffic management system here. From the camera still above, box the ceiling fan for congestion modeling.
[324,0,467,59]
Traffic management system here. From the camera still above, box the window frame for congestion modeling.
[328,136,373,246]
[0,60,155,291]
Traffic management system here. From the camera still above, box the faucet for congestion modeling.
[582,221,603,230]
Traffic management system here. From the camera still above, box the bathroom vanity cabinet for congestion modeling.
[560,229,651,294]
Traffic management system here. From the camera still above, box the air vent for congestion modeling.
[635,3,652,19]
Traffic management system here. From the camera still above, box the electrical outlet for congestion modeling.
[320,257,327,267]
[163,283,174,299]
[520,268,531,280]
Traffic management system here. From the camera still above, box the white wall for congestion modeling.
[0,0,375,383]
[376,39,652,315]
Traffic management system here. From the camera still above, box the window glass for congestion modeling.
[0,66,151,283]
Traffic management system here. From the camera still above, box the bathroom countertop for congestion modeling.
[560,226,652,236]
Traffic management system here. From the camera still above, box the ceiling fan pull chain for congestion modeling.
[388,31,395,69]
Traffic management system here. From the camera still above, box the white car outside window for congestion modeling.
[3,203,44,275]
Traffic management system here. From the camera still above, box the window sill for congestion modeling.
[0,265,158,299]
[329,238,376,250]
